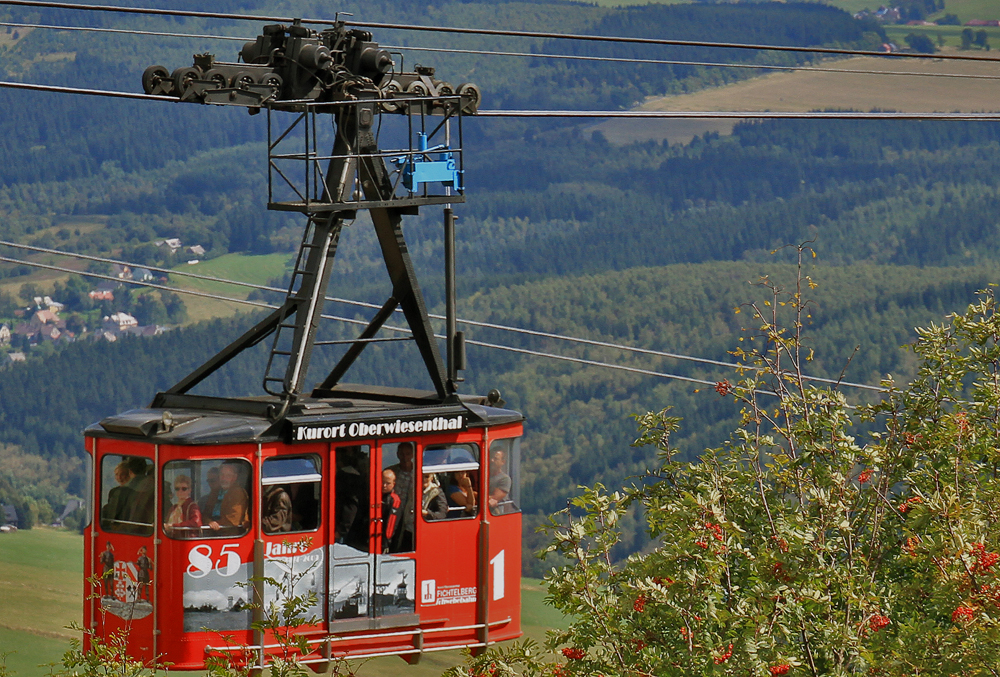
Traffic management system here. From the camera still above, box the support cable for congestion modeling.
[1,21,997,84]
[0,79,998,121]
[0,19,246,40]
[0,241,885,392]
[383,43,1000,82]
[0,0,998,64]
[0,253,750,391]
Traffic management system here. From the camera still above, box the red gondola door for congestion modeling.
[92,440,157,663]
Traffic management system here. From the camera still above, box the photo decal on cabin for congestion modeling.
[182,543,252,632]
[264,540,326,620]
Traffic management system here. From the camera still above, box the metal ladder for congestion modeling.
[261,214,343,398]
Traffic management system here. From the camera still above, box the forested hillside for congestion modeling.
[0,0,997,572]
[1,261,994,571]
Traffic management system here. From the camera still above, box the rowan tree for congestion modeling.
[453,247,1000,676]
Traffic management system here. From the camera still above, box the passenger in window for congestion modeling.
[126,457,155,527]
[102,460,134,523]
[204,462,250,532]
[387,443,416,551]
[488,446,512,512]
[262,484,293,534]
[381,469,403,552]
[335,447,368,550]
[421,472,448,521]
[446,470,477,517]
[290,483,319,531]
[197,467,221,515]
[164,474,202,537]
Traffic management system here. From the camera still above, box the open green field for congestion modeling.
[823,0,999,21]
[0,528,83,676]
[0,529,566,676]
[591,51,1000,145]
[884,24,1000,49]
[169,252,291,324]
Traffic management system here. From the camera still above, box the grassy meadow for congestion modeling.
[0,529,565,676]
[168,252,291,323]
[591,53,1000,144]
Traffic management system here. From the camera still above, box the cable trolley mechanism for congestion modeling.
[83,19,522,672]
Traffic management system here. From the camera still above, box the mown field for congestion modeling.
[823,0,999,21]
[169,252,291,323]
[0,529,564,676]
[592,53,1000,144]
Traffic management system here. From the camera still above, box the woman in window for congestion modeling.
[446,470,477,517]
[164,474,202,537]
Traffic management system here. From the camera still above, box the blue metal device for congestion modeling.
[393,132,462,192]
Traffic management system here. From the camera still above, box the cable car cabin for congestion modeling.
[82,387,523,671]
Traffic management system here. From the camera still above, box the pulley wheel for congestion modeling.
[142,65,170,95]
[203,68,228,89]
[171,67,201,97]
[230,71,256,89]
[405,80,429,97]
[256,72,283,96]
[457,82,482,114]
[381,80,402,113]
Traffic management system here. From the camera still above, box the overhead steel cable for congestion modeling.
[478,110,1000,120]
[383,44,1000,82]
[0,79,998,121]
[1,22,996,84]
[0,79,175,101]
[0,252,746,390]
[0,20,246,40]
[0,239,885,392]
[1,0,999,64]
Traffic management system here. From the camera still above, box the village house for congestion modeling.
[0,324,9,345]
[156,238,182,252]
[33,296,64,313]
[187,245,206,256]
[6,352,25,365]
[103,312,138,333]
[112,263,132,280]
[133,268,154,282]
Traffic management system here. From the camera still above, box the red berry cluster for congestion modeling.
[902,432,918,446]
[695,540,709,549]
[858,469,873,484]
[715,379,732,396]
[713,644,733,665]
[899,496,923,513]
[769,665,791,676]
[633,594,647,613]
[652,576,674,586]
[972,543,1000,573]
[772,536,789,553]
[562,648,586,661]
[956,412,970,434]
[869,614,890,632]
[632,639,646,651]
[705,522,724,541]
[952,605,976,623]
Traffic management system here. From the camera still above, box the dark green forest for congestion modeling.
[1,0,999,573]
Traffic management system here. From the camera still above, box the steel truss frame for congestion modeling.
[153,96,467,419]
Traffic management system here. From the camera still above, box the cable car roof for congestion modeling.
[87,384,522,446]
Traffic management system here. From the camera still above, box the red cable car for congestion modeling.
[82,25,521,670]
[84,388,522,670]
